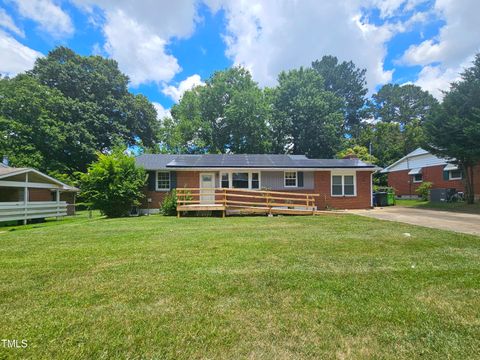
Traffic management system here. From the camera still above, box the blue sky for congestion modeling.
[0,0,478,116]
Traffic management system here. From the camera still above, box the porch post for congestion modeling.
[56,189,60,220]
[23,173,28,225]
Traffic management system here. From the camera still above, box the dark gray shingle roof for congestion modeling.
[135,154,375,169]
[135,154,201,170]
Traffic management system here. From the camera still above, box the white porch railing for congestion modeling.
[0,201,68,222]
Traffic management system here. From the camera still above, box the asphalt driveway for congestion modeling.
[351,207,480,236]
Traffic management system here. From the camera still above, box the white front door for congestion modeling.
[200,173,215,204]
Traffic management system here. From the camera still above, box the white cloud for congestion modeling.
[205,0,404,91]
[72,0,200,86]
[153,102,171,120]
[162,74,204,102]
[414,58,473,100]
[11,0,73,37]
[72,0,198,39]
[103,9,180,86]
[0,29,42,76]
[399,0,480,98]
[0,8,24,37]
[369,0,406,18]
[414,65,456,99]
[402,0,480,67]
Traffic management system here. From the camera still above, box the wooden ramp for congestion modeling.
[176,188,316,217]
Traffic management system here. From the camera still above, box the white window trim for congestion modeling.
[331,173,357,197]
[449,170,462,180]
[284,171,298,188]
[412,174,423,183]
[220,171,261,190]
[155,171,170,191]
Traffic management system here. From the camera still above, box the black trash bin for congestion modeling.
[376,192,388,207]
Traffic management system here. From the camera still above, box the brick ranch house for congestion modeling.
[381,148,480,199]
[135,154,379,213]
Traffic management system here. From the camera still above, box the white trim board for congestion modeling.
[166,167,377,172]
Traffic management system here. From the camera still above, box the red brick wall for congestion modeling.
[141,190,168,209]
[474,164,480,200]
[387,165,465,196]
[177,171,200,188]
[388,170,414,196]
[313,171,373,209]
[141,171,201,209]
[0,188,20,201]
[29,188,53,201]
[141,170,373,210]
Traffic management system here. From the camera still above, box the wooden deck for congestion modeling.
[176,188,317,217]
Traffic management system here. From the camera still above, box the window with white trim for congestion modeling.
[284,171,297,187]
[331,174,356,196]
[220,172,260,189]
[221,173,229,188]
[232,172,249,188]
[251,173,260,189]
[156,171,170,190]
[449,170,462,180]
[413,173,423,183]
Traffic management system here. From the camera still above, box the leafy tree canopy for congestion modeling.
[29,46,159,149]
[271,67,344,158]
[0,47,160,175]
[425,54,480,203]
[355,83,438,166]
[337,145,378,164]
[370,83,438,126]
[357,121,404,167]
[0,75,99,173]
[165,67,271,153]
[312,55,368,136]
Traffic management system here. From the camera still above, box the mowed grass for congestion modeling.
[0,214,479,359]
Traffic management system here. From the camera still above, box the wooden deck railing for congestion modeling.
[176,188,316,216]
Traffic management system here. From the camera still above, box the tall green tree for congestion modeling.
[357,122,404,167]
[164,67,271,153]
[366,84,438,156]
[426,54,480,204]
[271,67,344,158]
[370,84,438,126]
[312,55,368,136]
[0,75,100,173]
[29,46,159,149]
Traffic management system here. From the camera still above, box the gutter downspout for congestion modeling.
[23,172,28,225]
[407,157,412,197]
[370,171,373,208]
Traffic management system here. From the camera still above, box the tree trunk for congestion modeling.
[463,164,475,204]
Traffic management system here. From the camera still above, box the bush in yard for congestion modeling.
[416,181,433,201]
[80,150,146,217]
[160,190,177,216]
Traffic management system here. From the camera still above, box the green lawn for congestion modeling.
[396,199,480,214]
[0,213,479,359]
